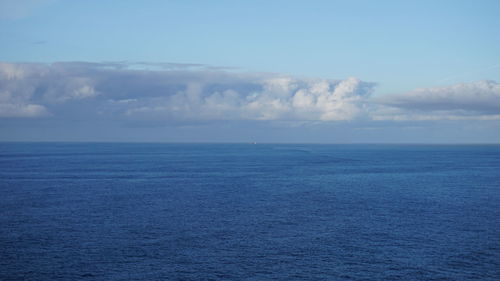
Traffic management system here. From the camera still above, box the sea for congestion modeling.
[0,143,499,280]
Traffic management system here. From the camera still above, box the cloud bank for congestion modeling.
[0,62,375,123]
[374,80,500,121]
[0,62,499,125]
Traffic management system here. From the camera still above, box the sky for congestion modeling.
[0,0,499,143]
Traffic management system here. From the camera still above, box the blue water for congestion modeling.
[0,143,499,280]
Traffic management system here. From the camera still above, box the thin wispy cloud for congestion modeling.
[436,63,500,84]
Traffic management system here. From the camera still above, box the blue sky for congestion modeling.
[1,0,499,142]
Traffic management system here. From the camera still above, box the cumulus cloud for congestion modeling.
[374,80,500,121]
[1,61,499,125]
[0,62,99,117]
[125,76,373,122]
[0,62,375,122]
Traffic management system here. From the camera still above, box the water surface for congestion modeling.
[1,143,499,280]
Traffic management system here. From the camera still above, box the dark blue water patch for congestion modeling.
[0,143,499,280]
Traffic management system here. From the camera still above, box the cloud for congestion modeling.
[1,61,499,125]
[374,80,500,121]
[0,62,99,118]
[123,76,374,122]
[0,62,375,122]
[0,103,49,118]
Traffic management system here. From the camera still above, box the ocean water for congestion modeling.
[0,143,499,281]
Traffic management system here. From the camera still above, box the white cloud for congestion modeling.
[0,63,101,118]
[118,76,375,122]
[374,80,500,121]
[43,77,98,103]
[1,62,499,125]
[0,62,375,122]
[0,103,49,118]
